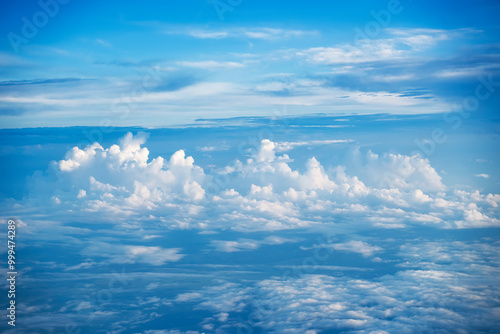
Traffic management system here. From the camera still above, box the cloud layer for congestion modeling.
[174,238,500,333]
[12,132,499,231]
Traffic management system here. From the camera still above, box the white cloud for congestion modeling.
[96,39,112,47]
[0,76,452,124]
[45,132,208,211]
[82,242,185,265]
[329,240,382,257]
[457,209,499,228]
[242,28,315,40]
[11,133,499,232]
[182,239,500,333]
[144,330,202,334]
[274,139,353,152]
[187,283,252,313]
[176,27,317,40]
[372,74,415,82]
[298,29,449,65]
[211,239,261,253]
[175,292,202,302]
[176,60,245,70]
[197,146,222,152]
[211,236,297,252]
[187,30,229,39]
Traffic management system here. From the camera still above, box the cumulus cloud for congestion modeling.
[12,133,499,231]
[25,132,208,224]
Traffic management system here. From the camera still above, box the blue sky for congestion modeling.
[1,1,500,333]
[1,0,500,127]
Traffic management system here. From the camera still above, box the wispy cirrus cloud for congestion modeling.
[176,60,246,70]
[297,28,484,67]
[166,27,318,40]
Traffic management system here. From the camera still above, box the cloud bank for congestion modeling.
[174,238,500,333]
[12,132,499,231]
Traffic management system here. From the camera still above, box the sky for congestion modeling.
[1,1,500,333]
[0,0,500,127]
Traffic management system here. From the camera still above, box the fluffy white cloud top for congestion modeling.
[13,132,499,231]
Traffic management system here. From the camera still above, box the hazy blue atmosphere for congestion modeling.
[1,0,499,333]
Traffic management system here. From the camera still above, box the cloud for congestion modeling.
[0,73,453,124]
[0,51,31,66]
[177,60,245,70]
[144,330,202,334]
[22,132,209,229]
[210,236,297,252]
[196,145,230,152]
[274,140,353,151]
[475,173,490,179]
[172,27,317,40]
[297,29,449,65]
[184,283,252,313]
[187,30,230,39]
[175,293,202,302]
[96,39,112,47]
[242,28,316,40]
[347,149,446,192]
[10,133,499,231]
[179,238,500,333]
[210,239,260,253]
[329,240,382,257]
[82,242,185,265]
